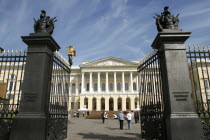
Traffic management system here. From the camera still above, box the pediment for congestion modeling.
[80,57,138,67]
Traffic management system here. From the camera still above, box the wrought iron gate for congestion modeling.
[0,50,27,140]
[138,51,166,140]
[47,52,70,140]
[187,46,210,139]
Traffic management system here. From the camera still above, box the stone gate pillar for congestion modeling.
[152,30,203,140]
[10,33,60,140]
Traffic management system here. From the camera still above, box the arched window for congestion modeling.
[125,83,129,91]
[86,83,89,91]
[102,83,105,91]
[133,82,137,91]
[117,83,121,91]
[94,83,97,91]
[109,83,113,91]
[79,83,81,93]
[65,83,69,93]
[71,83,76,93]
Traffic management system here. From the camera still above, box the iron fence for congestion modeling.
[138,50,166,140]
[0,50,27,140]
[47,52,71,140]
[187,46,210,139]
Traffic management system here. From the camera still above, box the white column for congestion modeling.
[98,72,101,93]
[106,72,109,93]
[137,74,139,91]
[122,72,125,93]
[114,72,117,93]
[89,72,93,92]
[81,72,85,93]
[76,75,79,95]
[130,72,133,93]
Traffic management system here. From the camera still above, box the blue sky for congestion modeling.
[0,0,210,65]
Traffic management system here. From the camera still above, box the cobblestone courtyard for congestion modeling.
[66,117,142,140]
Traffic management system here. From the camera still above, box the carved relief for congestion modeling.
[95,60,126,66]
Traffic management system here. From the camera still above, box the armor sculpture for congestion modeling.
[33,10,57,35]
[154,7,179,32]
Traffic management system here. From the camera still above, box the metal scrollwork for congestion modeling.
[0,119,10,140]
[47,119,68,140]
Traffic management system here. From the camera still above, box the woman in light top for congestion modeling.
[126,111,133,130]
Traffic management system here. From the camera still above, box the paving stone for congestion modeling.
[65,117,142,140]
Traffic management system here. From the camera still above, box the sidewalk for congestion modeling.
[65,117,142,140]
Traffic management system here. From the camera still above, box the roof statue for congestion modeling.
[33,10,57,35]
[154,6,179,32]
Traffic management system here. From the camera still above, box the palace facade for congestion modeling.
[69,57,140,112]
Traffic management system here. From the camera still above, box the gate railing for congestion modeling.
[47,52,70,140]
[187,46,210,139]
[0,50,27,140]
[138,50,166,140]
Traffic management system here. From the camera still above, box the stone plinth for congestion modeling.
[152,30,203,140]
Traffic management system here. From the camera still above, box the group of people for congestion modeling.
[101,111,140,130]
[73,111,90,118]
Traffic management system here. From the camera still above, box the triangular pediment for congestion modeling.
[80,57,139,67]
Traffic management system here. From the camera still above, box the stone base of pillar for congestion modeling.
[167,114,203,140]
[10,117,46,140]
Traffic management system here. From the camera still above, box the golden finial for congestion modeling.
[66,46,76,56]
[202,45,204,50]
[188,45,190,50]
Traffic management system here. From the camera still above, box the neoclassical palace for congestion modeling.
[69,57,140,112]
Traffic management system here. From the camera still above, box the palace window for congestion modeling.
[58,83,61,92]
[78,102,80,109]
[133,82,137,91]
[109,83,113,91]
[71,102,74,109]
[71,83,76,93]
[94,83,97,91]
[125,83,129,91]
[147,82,152,93]
[8,74,16,79]
[86,83,89,91]
[65,83,69,93]
[204,79,209,89]
[117,83,121,91]
[79,83,81,93]
[102,83,105,91]
[8,82,15,90]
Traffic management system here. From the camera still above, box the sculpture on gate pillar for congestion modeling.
[66,46,76,66]
[33,10,57,35]
[154,6,179,32]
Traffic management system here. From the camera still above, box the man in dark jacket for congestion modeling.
[134,112,139,123]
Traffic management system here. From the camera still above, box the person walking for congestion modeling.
[134,112,139,123]
[118,111,124,130]
[76,112,79,118]
[101,111,106,124]
[126,111,133,130]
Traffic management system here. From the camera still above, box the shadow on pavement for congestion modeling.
[77,132,142,140]
[104,127,119,130]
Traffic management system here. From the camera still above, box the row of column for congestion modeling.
[79,97,137,111]
[81,72,138,93]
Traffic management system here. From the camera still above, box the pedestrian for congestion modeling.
[131,110,134,124]
[101,111,106,124]
[87,111,89,116]
[83,112,85,117]
[134,111,139,123]
[126,111,133,130]
[77,112,79,118]
[118,111,124,130]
